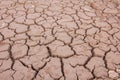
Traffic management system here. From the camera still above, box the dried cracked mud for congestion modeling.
[0,0,120,80]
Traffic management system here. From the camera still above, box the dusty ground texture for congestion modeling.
[0,0,120,80]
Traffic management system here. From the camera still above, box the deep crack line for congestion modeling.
[8,44,15,70]
[103,49,111,69]
[46,46,52,57]
[83,46,95,67]
[60,58,66,80]
[90,66,96,80]
[76,73,79,80]
[31,62,47,80]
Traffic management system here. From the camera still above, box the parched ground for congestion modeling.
[0,0,120,80]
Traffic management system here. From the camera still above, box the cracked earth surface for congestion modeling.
[0,0,120,80]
